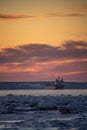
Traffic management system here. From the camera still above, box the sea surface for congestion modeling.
[0,81,87,90]
[0,81,87,96]
[0,89,87,96]
[0,82,87,130]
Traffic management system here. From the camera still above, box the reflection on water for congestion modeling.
[0,89,87,96]
[0,120,23,123]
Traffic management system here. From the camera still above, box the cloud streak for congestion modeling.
[0,11,85,21]
[0,13,36,20]
[47,12,85,17]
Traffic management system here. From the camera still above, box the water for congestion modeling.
[0,92,87,130]
[0,82,87,90]
[0,82,87,130]
[0,89,87,96]
[0,81,87,96]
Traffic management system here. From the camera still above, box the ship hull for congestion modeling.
[45,85,64,90]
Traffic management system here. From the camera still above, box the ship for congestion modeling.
[45,77,64,89]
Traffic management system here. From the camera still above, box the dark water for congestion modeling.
[0,82,87,90]
[0,93,87,130]
[0,82,87,130]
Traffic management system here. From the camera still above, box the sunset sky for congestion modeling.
[0,0,87,82]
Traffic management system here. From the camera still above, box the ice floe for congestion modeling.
[0,94,87,130]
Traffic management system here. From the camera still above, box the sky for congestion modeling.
[0,0,87,82]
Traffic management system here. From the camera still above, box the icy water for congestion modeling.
[0,89,87,130]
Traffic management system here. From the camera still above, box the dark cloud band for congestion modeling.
[0,13,36,19]
[0,41,87,64]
